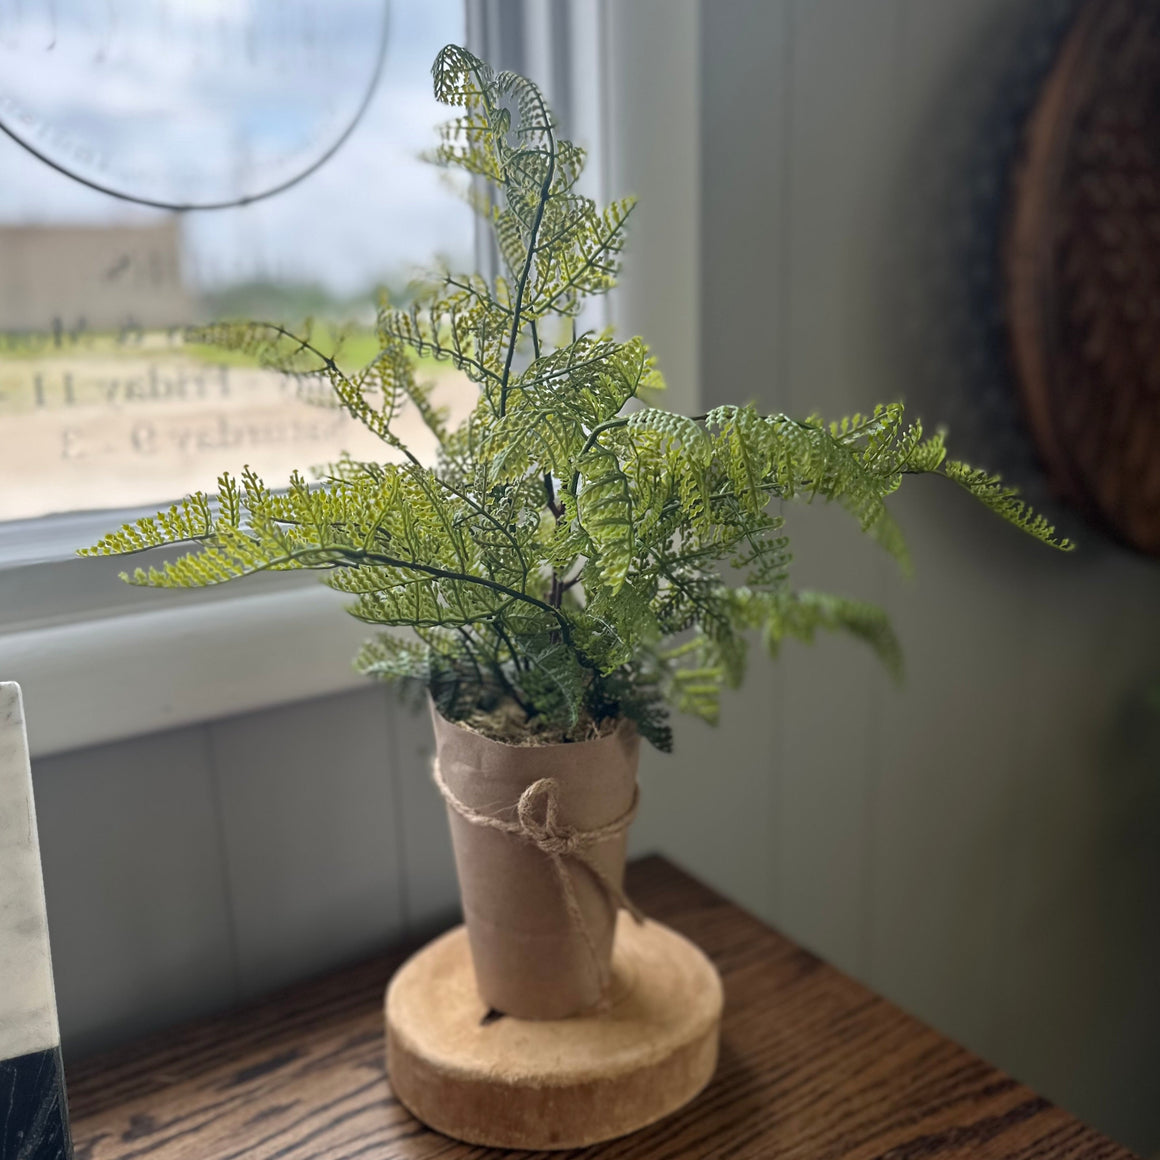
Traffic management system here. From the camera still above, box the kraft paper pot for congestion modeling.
[430,704,641,1020]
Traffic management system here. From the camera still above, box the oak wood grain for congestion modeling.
[67,856,1135,1159]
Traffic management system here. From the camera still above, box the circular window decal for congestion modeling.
[0,0,390,211]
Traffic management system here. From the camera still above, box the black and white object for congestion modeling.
[1,682,72,1160]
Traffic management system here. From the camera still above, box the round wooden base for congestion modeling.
[385,913,723,1150]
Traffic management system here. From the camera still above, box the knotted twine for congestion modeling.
[431,758,645,1005]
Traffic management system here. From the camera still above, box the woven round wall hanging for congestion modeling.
[1007,0,1160,556]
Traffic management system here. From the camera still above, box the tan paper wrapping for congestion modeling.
[430,704,640,1020]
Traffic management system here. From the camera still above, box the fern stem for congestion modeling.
[346,549,578,644]
[532,205,634,316]
[431,473,531,583]
[543,471,566,608]
[569,415,632,496]
[567,352,675,483]
[454,626,488,688]
[543,472,563,519]
[499,112,556,416]
[443,274,513,316]
[490,618,525,675]
[484,623,535,715]
[468,625,530,712]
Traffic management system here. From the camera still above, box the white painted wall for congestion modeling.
[21,1,1160,1154]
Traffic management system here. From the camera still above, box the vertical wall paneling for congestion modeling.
[33,727,236,1059]
[876,7,1160,1137]
[857,0,1035,1066]
[769,0,899,978]
[604,0,700,416]
[207,689,405,1001]
[698,0,1160,1149]
[630,652,781,922]
[991,552,1160,1141]
[866,0,1072,1068]
[876,0,1160,1147]
[865,493,1036,1057]
[386,696,461,933]
[687,0,791,922]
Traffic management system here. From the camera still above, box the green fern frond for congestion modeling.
[663,638,727,724]
[79,492,215,558]
[528,196,637,317]
[355,632,431,681]
[81,42,1073,750]
[937,462,1074,550]
[572,446,634,593]
[761,589,903,678]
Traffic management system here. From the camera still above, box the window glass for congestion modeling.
[0,1,472,522]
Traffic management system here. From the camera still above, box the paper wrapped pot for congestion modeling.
[430,704,640,1020]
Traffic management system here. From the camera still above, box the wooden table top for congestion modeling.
[67,855,1134,1159]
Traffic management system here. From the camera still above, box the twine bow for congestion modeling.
[432,761,644,1002]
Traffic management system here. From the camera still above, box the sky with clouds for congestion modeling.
[0,0,473,293]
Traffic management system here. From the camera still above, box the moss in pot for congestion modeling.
[81,44,1071,1147]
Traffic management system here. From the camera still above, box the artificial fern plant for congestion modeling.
[82,45,1071,752]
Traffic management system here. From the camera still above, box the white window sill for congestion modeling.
[0,513,371,758]
[3,584,370,759]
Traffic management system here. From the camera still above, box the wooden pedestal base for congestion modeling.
[385,913,723,1150]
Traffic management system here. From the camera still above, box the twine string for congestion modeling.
[431,760,644,1000]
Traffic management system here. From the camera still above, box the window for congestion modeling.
[0,1,699,756]
[0,0,472,528]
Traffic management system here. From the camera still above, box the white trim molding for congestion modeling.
[2,584,369,758]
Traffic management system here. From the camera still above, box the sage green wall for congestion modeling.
[692,0,1160,1151]
[24,1,1160,1154]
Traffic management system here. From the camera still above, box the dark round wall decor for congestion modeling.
[1007,0,1160,556]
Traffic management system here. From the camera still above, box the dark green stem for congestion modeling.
[499,118,556,416]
